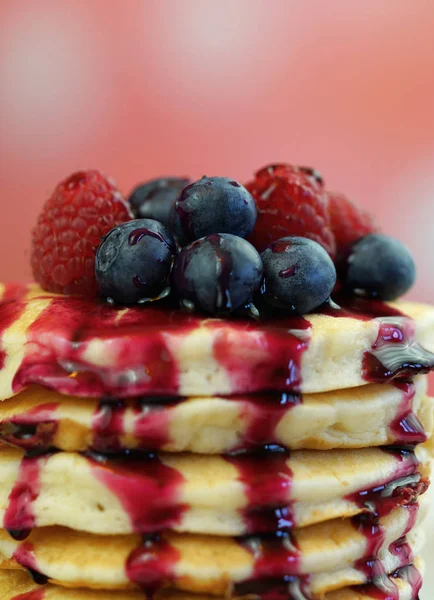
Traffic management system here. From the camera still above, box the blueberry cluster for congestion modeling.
[95,176,415,315]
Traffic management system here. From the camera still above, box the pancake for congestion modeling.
[0,558,425,599]
[1,284,434,399]
[0,445,429,536]
[0,380,431,454]
[0,505,424,594]
[0,559,425,600]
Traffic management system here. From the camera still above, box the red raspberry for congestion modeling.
[246,164,336,258]
[31,170,132,296]
[328,191,378,261]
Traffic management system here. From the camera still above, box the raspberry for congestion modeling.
[31,170,132,296]
[328,192,378,261]
[246,164,336,258]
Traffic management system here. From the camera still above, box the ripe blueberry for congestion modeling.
[261,236,336,314]
[128,177,190,227]
[95,219,176,304]
[343,233,416,300]
[172,233,263,314]
[169,176,257,245]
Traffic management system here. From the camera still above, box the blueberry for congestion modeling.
[172,233,263,314]
[261,237,336,314]
[128,177,190,226]
[169,176,257,245]
[95,219,176,304]
[343,233,416,301]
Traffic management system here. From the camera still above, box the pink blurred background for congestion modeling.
[1,0,434,302]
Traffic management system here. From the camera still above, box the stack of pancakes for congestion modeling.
[0,283,433,600]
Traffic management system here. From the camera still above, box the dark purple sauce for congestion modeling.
[240,393,301,450]
[390,382,427,444]
[86,452,187,533]
[126,534,179,594]
[13,541,48,585]
[4,455,48,540]
[0,403,58,454]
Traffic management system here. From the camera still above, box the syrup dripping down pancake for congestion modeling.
[0,557,425,599]
[1,285,434,399]
[0,503,426,594]
[0,446,429,537]
[0,380,431,454]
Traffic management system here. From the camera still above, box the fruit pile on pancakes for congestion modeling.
[0,165,433,599]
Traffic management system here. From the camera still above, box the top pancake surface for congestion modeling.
[1,283,434,399]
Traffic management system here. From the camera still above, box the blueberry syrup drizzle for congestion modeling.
[92,399,126,453]
[390,382,427,444]
[133,398,172,450]
[239,532,301,580]
[0,403,59,454]
[213,316,311,394]
[362,317,434,384]
[0,284,433,397]
[13,541,48,585]
[240,393,301,450]
[4,454,49,541]
[9,294,197,398]
[351,565,422,600]
[345,447,426,519]
[126,533,179,595]
[86,451,187,533]
[226,448,295,535]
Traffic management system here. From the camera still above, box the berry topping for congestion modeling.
[169,176,257,245]
[246,164,336,258]
[172,233,263,314]
[261,237,336,314]
[328,192,378,261]
[31,170,132,296]
[95,219,176,304]
[298,166,324,187]
[343,233,416,301]
[128,177,190,227]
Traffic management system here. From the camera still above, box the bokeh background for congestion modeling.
[0,1,434,594]
[1,0,434,300]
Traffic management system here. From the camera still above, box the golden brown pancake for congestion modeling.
[1,284,434,399]
[0,557,425,599]
[0,504,425,595]
[0,445,429,536]
[0,379,431,454]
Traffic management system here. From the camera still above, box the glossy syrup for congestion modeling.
[345,448,425,519]
[362,317,434,383]
[13,541,48,585]
[1,284,434,398]
[92,399,126,453]
[227,448,295,535]
[240,393,301,449]
[87,451,187,533]
[0,403,59,454]
[133,398,173,450]
[4,455,48,540]
[213,315,311,393]
[390,382,427,444]
[354,563,423,600]
[126,534,179,594]
[239,533,301,579]
[9,294,197,398]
